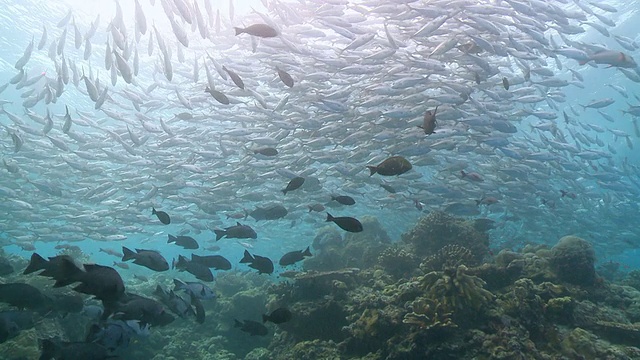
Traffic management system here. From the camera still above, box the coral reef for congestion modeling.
[401,211,489,265]
[549,235,596,286]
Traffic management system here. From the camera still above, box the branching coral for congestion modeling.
[421,265,494,312]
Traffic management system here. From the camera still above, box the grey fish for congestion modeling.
[122,247,169,272]
[214,222,258,240]
[234,24,278,38]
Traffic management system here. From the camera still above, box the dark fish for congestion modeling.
[205,86,230,105]
[326,213,363,233]
[0,283,49,311]
[240,250,274,275]
[502,77,510,90]
[168,234,199,249]
[152,207,171,225]
[0,256,13,276]
[153,285,195,318]
[214,222,257,240]
[331,195,355,205]
[190,293,206,324]
[190,254,231,270]
[248,204,288,221]
[234,319,269,336]
[367,156,412,176]
[175,255,214,282]
[276,66,294,87]
[111,294,175,327]
[85,320,135,351]
[23,253,78,283]
[173,279,216,300]
[58,261,126,303]
[560,190,577,199]
[234,24,278,38]
[222,65,244,89]
[254,147,278,156]
[263,307,292,324]
[39,339,114,360]
[419,106,438,135]
[122,247,169,272]
[0,310,35,344]
[282,176,305,195]
[279,247,312,266]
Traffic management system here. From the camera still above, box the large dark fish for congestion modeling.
[331,195,355,205]
[326,213,363,233]
[279,247,312,266]
[190,254,231,270]
[262,307,292,324]
[122,247,169,272]
[175,255,214,282]
[234,24,278,38]
[57,260,125,303]
[111,294,175,327]
[214,222,257,240]
[366,156,412,176]
[282,176,305,195]
[240,250,274,274]
[234,319,269,336]
[0,283,50,311]
[168,234,199,250]
[152,207,171,225]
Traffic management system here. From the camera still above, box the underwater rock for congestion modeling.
[377,245,419,279]
[549,235,596,286]
[343,215,390,244]
[401,211,489,265]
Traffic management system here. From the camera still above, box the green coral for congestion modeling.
[377,245,419,278]
[420,244,473,272]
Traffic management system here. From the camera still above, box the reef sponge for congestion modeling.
[549,235,596,286]
[401,211,489,264]
[421,265,494,315]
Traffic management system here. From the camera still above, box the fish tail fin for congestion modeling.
[460,170,467,178]
[326,213,334,222]
[173,278,186,291]
[234,319,242,327]
[366,166,377,176]
[167,234,176,243]
[475,199,482,206]
[23,252,47,274]
[233,27,243,36]
[240,250,254,263]
[122,246,135,261]
[262,314,269,323]
[560,190,567,197]
[303,246,312,257]
[281,189,287,195]
[214,229,226,241]
[151,207,157,215]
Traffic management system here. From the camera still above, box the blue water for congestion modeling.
[2,0,640,357]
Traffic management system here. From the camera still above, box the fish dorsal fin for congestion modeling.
[236,222,242,226]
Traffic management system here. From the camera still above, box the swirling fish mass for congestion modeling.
[1,0,640,359]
